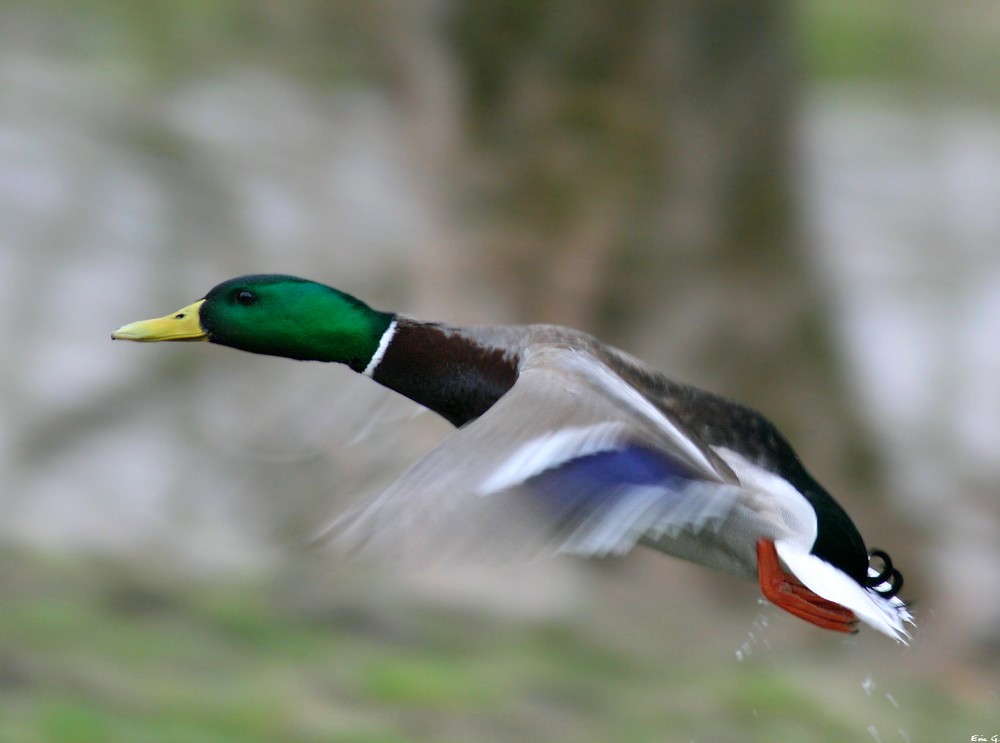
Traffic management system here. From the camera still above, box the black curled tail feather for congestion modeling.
[866,549,904,599]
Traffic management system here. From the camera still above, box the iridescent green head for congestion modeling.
[113,274,395,371]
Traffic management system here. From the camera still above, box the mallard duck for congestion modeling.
[113,274,913,641]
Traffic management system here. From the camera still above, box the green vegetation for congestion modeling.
[796,0,1000,92]
[0,552,992,742]
[796,0,924,82]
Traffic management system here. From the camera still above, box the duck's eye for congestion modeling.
[235,290,257,306]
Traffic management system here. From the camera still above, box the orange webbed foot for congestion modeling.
[756,539,859,634]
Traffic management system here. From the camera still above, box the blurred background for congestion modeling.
[2,1,999,740]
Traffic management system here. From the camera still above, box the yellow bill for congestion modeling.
[112,300,208,342]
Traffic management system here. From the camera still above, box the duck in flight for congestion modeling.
[113,274,913,642]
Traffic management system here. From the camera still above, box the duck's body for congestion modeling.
[113,274,913,641]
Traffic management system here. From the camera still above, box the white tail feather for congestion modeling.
[775,541,914,643]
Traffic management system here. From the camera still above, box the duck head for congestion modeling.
[112,274,394,370]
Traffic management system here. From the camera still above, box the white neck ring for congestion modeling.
[362,319,397,377]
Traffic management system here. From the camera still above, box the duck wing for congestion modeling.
[322,346,746,563]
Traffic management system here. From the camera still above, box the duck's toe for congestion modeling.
[756,539,859,634]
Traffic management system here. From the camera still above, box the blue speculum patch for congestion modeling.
[527,445,692,520]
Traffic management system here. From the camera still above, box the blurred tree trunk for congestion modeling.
[444,0,877,488]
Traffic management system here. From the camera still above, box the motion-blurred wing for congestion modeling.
[321,346,743,562]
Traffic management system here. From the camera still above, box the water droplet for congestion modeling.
[898,728,911,743]
[862,675,876,695]
[885,692,898,708]
[735,611,776,662]
[867,724,882,742]
[735,649,744,661]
